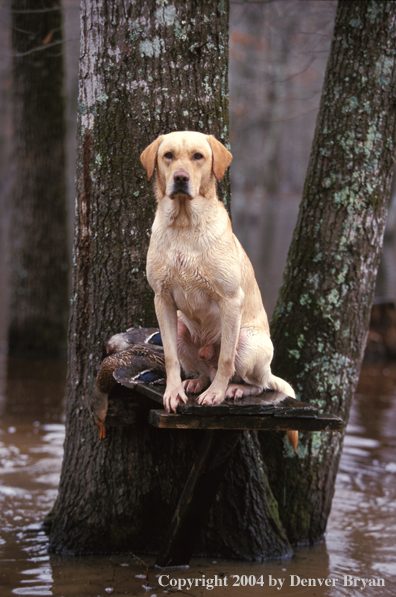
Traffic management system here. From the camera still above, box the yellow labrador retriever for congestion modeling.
[141,131,296,441]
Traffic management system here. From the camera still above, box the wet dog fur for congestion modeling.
[141,131,297,448]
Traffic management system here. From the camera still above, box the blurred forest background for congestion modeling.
[0,0,395,352]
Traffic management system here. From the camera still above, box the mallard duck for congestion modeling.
[102,327,162,357]
[89,328,165,440]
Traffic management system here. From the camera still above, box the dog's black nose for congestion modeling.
[173,170,190,183]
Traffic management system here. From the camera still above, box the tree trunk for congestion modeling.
[49,0,291,559]
[261,0,396,544]
[8,0,69,356]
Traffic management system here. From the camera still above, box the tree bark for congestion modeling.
[8,0,69,356]
[49,0,291,559]
[261,0,396,544]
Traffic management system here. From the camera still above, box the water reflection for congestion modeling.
[0,358,65,597]
[326,365,396,590]
[0,356,395,596]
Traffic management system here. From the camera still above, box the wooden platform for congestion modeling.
[107,376,343,567]
[111,374,343,432]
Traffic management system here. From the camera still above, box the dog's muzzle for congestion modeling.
[170,169,191,199]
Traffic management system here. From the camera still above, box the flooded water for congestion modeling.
[0,354,395,596]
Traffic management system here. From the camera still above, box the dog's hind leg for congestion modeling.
[177,317,211,393]
[234,327,298,450]
[234,327,295,398]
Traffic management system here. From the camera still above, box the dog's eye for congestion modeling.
[193,153,203,160]
[164,152,173,159]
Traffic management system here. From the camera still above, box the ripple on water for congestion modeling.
[12,588,52,596]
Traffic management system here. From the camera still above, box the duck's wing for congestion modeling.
[113,344,165,387]
[103,327,162,357]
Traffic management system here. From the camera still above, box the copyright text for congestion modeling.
[158,574,385,591]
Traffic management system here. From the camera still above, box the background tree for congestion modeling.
[49,0,292,559]
[229,0,337,313]
[8,0,69,356]
[262,0,396,544]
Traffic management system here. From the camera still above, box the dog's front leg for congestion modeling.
[154,294,188,413]
[198,291,243,406]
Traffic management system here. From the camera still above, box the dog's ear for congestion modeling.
[207,135,232,181]
[140,136,164,180]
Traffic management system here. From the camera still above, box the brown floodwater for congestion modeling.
[0,354,395,597]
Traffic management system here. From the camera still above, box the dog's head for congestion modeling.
[140,131,232,200]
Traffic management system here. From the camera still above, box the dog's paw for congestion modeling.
[182,376,210,394]
[163,385,188,413]
[225,383,262,399]
[225,384,246,399]
[197,388,226,406]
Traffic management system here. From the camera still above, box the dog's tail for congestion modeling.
[267,373,299,452]
[268,372,295,398]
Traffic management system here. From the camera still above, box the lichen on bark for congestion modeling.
[49,0,291,560]
[262,0,396,544]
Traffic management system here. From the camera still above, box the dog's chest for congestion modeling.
[154,245,220,320]
[169,249,215,298]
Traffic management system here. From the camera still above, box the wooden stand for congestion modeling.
[106,380,343,567]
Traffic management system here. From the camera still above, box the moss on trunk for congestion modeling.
[49,0,291,560]
[262,0,396,544]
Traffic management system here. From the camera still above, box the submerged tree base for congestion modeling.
[49,425,292,560]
